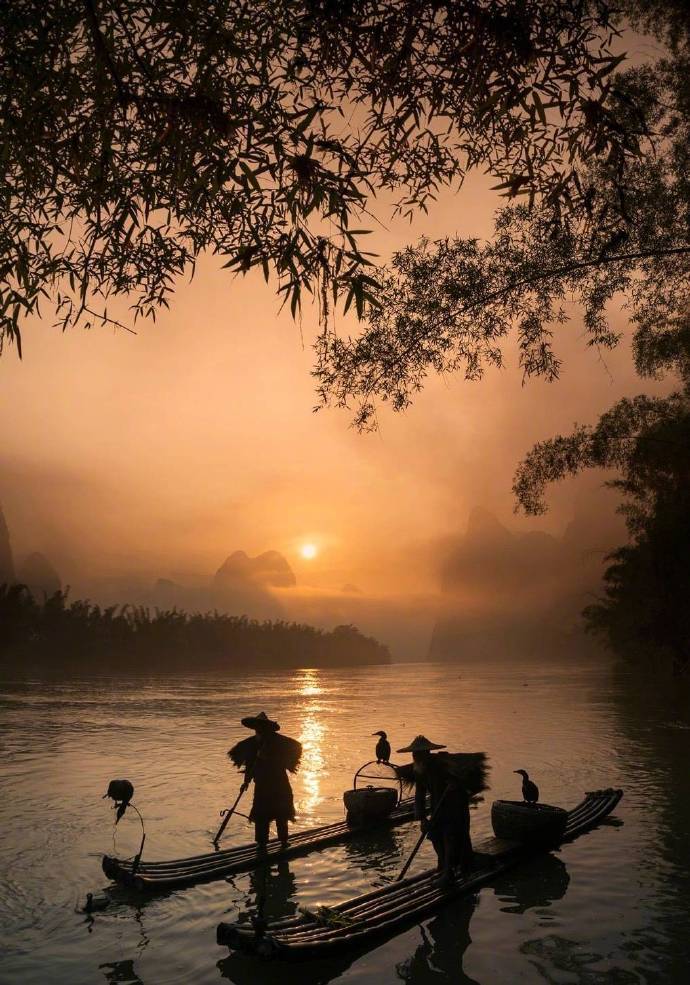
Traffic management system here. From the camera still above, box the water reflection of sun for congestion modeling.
[297,667,324,698]
[296,669,326,816]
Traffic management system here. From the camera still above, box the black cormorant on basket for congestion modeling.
[514,769,539,805]
[372,731,391,764]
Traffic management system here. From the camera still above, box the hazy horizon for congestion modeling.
[0,169,666,659]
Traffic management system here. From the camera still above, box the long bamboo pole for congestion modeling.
[396,785,449,881]
[213,786,246,845]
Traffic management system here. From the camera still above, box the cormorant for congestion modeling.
[514,769,539,804]
[372,730,391,764]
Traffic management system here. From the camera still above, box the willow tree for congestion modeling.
[2,0,643,352]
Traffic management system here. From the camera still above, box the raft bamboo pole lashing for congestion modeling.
[224,858,560,947]
[277,884,462,942]
[117,818,359,871]
[216,789,623,958]
[270,858,519,942]
[248,802,616,951]
[264,793,620,946]
[103,796,419,890]
[129,792,600,900]
[107,818,404,886]
[267,790,611,935]
[109,789,615,897]
[114,818,357,869]
[110,797,419,873]
[290,791,615,928]
[254,864,441,932]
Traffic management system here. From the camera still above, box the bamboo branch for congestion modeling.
[355,244,690,401]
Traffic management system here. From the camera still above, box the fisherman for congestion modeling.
[228,712,302,850]
[396,735,487,886]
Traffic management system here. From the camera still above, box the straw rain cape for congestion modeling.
[228,733,303,774]
[228,732,303,824]
[396,752,489,797]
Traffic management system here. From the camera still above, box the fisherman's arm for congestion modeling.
[240,750,257,792]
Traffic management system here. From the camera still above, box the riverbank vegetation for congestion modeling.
[0,585,391,676]
[516,323,690,677]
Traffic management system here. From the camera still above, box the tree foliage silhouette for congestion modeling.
[316,3,690,427]
[513,318,690,675]
[2,1,642,352]
[0,584,391,672]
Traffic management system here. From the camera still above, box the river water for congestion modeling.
[1,661,688,985]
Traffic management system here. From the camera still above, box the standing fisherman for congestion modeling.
[396,735,488,885]
[228,712,302,849]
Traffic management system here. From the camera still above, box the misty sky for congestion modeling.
[0,166,663,656]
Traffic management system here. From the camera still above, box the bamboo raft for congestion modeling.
[216,788,623,960]
[102,796,418,892]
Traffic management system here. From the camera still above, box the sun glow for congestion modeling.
[300,542,318,559]
[296,669,325,816]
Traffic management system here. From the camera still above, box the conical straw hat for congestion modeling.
[396,734,447,753]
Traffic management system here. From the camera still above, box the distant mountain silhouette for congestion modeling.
[124,549,297,621]
[16,552,61,599]
[429,507,616,661]
[214,550,296,588]
[0,503,14,584]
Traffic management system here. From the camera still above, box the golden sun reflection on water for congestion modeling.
[300,683,322,697]
[296,669,326,816]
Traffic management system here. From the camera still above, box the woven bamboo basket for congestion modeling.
[491,800,568,843]
[343,786,398,824]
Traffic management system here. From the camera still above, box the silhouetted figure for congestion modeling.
[99,959,145,984]
[228,859,299,946]
[372,730,391,763]
[228,712,302,849]
[514,768,539,804]
[396,899,481,985]
[397,736,488,886]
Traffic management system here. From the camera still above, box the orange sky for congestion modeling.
[0,145,665,660]
[0,23,677,668]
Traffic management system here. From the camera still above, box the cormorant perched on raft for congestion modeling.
[514,769,539,804]
[372,731,391,764]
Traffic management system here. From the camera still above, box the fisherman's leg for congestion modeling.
[276,818,289,846]
[429,830,446,873]
[439,828,457,885]
[254,818,270,849]
[461,807,474,871]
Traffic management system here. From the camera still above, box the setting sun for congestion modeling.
[300,543,318,560]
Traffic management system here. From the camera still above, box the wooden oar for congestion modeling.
[213,786,246,846]
[396,786,448,881]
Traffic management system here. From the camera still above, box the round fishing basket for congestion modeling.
[343,760,402,825]
[491,800,568,844]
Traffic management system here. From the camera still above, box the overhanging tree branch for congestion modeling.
[451,245,690,316]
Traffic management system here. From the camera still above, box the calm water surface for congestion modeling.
[1,661,688,985]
